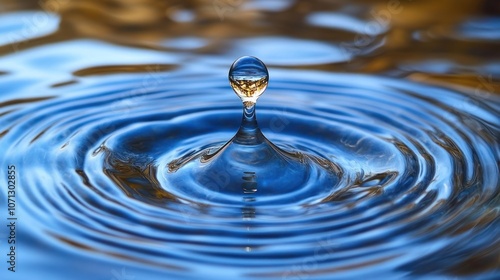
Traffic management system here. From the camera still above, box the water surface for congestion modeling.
[0,0,499,279]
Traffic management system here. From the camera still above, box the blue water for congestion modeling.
[0,1,499,279]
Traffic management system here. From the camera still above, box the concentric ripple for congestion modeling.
[0,69,499,279]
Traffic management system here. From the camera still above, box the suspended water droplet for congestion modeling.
[229,56,269,104]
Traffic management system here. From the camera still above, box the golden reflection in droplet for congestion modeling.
[229,76,268,103]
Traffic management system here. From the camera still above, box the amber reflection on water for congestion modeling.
[0,0,498,93]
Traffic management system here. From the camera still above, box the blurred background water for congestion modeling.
[0,0,499,279]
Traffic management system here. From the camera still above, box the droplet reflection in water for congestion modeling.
[166,56,340,204]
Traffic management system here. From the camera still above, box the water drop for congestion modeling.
[229,56,269,104]
[166,56,339,204]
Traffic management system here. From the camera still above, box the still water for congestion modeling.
[0,0,499,279]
